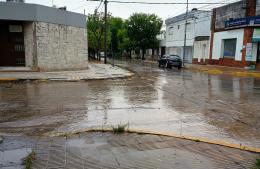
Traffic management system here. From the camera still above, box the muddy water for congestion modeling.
[0,60,260,148]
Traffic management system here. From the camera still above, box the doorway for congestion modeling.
[161,46,165,56]
[0,21,25,66]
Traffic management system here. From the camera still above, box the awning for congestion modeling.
[252,28,260,42]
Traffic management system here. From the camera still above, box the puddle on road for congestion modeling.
[0,148,32,168]
[1,62,260,149]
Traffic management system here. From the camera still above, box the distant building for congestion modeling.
[157,30,166,57]
[165,9,211,63]
[209,0,260,69]
[0,2,88,71]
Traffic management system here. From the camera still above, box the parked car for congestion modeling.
[158,55,182,69]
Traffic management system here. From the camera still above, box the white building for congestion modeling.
[157,30,166,57]
[165,9,211,63]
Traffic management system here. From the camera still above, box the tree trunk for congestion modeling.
[142,49,145,60]
[97,41,101,61]
[129,50,132,59]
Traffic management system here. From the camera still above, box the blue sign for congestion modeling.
[225,16,260,28]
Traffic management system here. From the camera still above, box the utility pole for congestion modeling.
[104,0,108,64]
[182,0,188,67]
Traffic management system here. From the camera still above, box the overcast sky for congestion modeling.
[24,0,237,20]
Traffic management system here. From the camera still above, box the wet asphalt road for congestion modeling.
[0,60,260,148]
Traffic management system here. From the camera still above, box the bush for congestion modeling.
[112,124,128,134]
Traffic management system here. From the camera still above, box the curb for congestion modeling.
[45,128,260,153]
[0,78,19,82]
[186,66,260,78]
[0,73,134,82]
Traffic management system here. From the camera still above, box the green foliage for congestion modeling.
[126,13,163,59]
[87,12,104,49]
[109,17,133,58]
[110,17,123,52]
[87,11,111,59]
[255,159,260,169]
[251,158,260,169]
[112,124,128,134]
[87,12,162,59]
[23,151,36,169]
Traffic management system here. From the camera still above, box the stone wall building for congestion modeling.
[0,1,88,71]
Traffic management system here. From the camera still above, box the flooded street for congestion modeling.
[1,60,260,148]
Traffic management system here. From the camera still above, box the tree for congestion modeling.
[126,13,163,60]
[87,11,111,60]
[110,17,124,56]
[109,17,134,58]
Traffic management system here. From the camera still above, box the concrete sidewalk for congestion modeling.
[0,132,259,169]
[0,63,134,82]
[185,63,260,78]
[140,59,260,78]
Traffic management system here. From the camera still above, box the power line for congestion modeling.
[107,1,230,5]
[95,0,103,11]
[197,0,241,10]
[71,1,89,11]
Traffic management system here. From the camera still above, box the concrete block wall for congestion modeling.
[35,22,88,71]
[24,21,36,68]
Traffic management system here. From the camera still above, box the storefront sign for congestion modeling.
[246,43,253,61]
[225,16,260,29]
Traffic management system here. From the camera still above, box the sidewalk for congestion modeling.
[185,63,260,78]
[1,132,259,169]
[0,63,134,82]
[142,59,260,78]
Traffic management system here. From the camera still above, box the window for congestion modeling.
[9,25,22,32]
[177,25,180,29]
[223,39,237,58]
[168,27,174,35]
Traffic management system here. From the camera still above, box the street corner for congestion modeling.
[0,64,134,82]
[18,131,260,169]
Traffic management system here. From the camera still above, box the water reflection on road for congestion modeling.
[0,60,260,148]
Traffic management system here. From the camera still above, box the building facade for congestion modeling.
[0,2,88,71]
[165,9,211,63]
[209,0,260,69]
